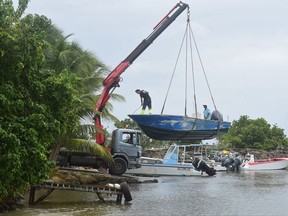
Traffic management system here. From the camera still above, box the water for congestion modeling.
[3,170,288,216]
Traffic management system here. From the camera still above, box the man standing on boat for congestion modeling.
[135,89,152,114]
[203,105,211,120]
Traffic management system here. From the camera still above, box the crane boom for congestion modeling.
[94,2,189,145]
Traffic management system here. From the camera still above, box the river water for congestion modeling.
[3,170,288,216]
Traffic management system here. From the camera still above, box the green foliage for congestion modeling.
[64,139,113,164]
[219,115,288,150]
[0,0,15,28]
[0,0,141,205]
[0,1,56,203]
[114,118,138,129]
[0,1,81,204]
[42,24,124,144]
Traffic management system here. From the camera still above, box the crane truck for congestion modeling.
[58,2,189,175]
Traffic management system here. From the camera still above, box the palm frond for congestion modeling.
[76,124,95,138]
[65,138,113,164]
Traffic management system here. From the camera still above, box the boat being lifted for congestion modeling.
[128,114,231,141]
[127,3,231,141]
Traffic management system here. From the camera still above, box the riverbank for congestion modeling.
[0,168,157,213]
[50,168,157,186]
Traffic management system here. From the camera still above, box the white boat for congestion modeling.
[126,162,202,177]
[126,143,223,177]
[240,154,288,171]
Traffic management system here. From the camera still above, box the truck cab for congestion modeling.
[109,129,142,175]
[57,128,142,175]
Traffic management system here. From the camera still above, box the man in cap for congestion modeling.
[203,105,211,120]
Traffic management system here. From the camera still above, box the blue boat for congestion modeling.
[128,114,231,141]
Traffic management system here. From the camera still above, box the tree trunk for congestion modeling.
[49,142,61,161]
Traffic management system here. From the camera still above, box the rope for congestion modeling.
[187,22,198,118]
[188,25,217,111]
[184,24,188,116]
[161,7,219,117]
[161,23,188,114]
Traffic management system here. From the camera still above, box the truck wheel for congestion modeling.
[109,158,127,175]
[120,182,132,202]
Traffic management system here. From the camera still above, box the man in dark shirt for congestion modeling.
[135,89,152,114]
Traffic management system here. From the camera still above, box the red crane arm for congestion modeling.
[94,2,189,145]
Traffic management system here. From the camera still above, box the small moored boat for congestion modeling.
[240,154,288,171]
[126,143,222,177]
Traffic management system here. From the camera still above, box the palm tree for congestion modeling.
[44,25,124,161]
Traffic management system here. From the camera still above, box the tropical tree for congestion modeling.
[0,0,115,207]
[42,24,124,160]
[114,118,139,129]
[0,0,74,205]
[219,115,288,150]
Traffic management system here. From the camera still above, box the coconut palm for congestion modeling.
[44,25,124,161]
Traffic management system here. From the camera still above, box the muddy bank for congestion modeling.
[50,168,157,186]
[0,168,157,213]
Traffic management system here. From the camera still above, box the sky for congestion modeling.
[13,0,288,134]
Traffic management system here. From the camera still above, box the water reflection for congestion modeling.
[3,170,288,216]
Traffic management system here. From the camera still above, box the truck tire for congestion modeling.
[109,158,127,175]
[120,182,132,202]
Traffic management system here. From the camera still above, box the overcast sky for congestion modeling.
[14,0,288,134]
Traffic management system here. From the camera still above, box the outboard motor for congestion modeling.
[231,158,241,172]
[192,157,216,176]
[222,155,242,172]
[214,156,222,162]
[221,157,229,167]
[221,157,234,172]
[211,110,223,121]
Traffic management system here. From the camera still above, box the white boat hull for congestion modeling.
[126,163,202,176]
[128,144,226,176]
[126,162,226,176]
[240,158,288,171]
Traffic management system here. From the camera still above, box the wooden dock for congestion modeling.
[29,181,131,205]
